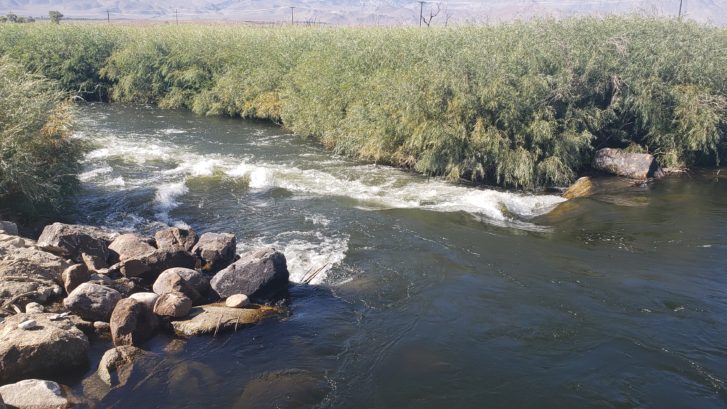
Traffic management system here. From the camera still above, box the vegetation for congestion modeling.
[0,17,725,189]
[48,11,63,24]
[0,57,82,217]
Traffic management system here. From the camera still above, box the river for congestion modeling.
[69,103,727,408]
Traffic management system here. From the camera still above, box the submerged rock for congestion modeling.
[36,222,117,266]
[192,232,237,273]
[0,379,70,409]
[97,345,154,387]
[108,233,155,262]
[592,148,660,179]
[110,298,158,347]
[155,227,198,252]
[63,282,122,322]
[170,304,279,336]
[562,176,594,199]
[234,369,330,409]
[210,247,289,299]
[0,313,89,384]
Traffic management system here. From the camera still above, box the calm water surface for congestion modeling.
[69,103,727,409]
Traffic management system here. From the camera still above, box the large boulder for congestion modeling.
[0,313,89,384]
[153,268,208,300]
[108,234,155,262]
[562,176,594,199]
[36,223,117,267]
[0,379,70,409]
[0,234,68,310]
[592,148,661,179]
[170,304,279,336]
[155,227,198,252]
[119,247,196,279]
[61,264,90,294]
[128,292,159,310]
[192,232,236,273]
[96,345,155,388]
[210,248,289,299]
[110,298,158,347]
[153,292,192,318]
[63,283,122,322]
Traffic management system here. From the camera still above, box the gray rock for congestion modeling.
[0,237,68,309]
[225,294,250,308]
[210,247,289,299]
[0,379,69,409]
[119,247,196,278]
[63,282,122,322]
[97,345,152,388]
[170,303,279,336]
[18,319,38,330]
[25,302,45,314]
[128,292,159,309]
[0,221,18,236]
[108,233,155,262]
[0,313,89,384]
[62,264,90,294]
[155,227,198,252]
[153,268,208,301]
[110,298,158,347]
[36,222,117,266]
[592,148,660,179]
[153,292,192,318]
[192,232,237,273]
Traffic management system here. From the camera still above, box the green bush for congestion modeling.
[0,57,82,216]
[1,17,725,189]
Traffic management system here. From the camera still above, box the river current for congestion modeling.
[69,103,727,409]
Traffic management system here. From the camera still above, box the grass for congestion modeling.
[0,17,725,189]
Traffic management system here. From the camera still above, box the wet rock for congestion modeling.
[153,292,192,318]
[170,303,279,336]
[592,148,661,179]
[128,292,159,309]
[108,233,155,262]
[0,237,68,309]
[155,227,198,252]
[0,221,18,236]
[192,232,236,273]
[36,222,117,266]
[153,268,207,301]
[225,294,249,308]
[120,247,196,279]
[62,264,90,294]
[0,379,70,409]
[25,302,44,314]
[563,176,594,199]
[210,248,289,299]
[97,345,153,387]
[0,313,89,384]
[234,369,330,409]
[63,282,122,322]
[110,298,158,347]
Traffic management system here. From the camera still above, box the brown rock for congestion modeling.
[63,282,122,322]
[192,232,236,273]
[0,238,68,309]
[563,176,594,199]
[36,222,117,265]
[592,148,660,179]
[225,294,249,308]
[108,233,155,262]
[110,298,158,347]
[152,268,207,302]
[0,379,70,409]
[97,345,154,387]
[153,292,193,318]
[155,227,198,252]
[62,264,90,294]
[170,304,279,336]
[119,247,196,278]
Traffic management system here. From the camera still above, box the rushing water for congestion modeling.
[68,103,727,409]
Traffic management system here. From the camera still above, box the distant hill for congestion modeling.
[1,0,725,26]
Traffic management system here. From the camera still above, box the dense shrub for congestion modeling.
[0,57,82,216]
[1,18,725,189]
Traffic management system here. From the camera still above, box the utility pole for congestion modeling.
[106,9,110,23]
[290,7,295,25]
[678,0,683,19]
[418,1,424,27]
[175,9,179,25]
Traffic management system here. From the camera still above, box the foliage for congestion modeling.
[1,17,725,188]
[0,57,82,216]
[48,11,63,24]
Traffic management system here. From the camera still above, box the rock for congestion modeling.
[0,221,18,236]
[108,233,155,262]
[0,379,69,409]
[82,252,106,272]
[225,294,249,308]
[119,247,196,278]
[110,298,158,347]
[97,345,152,387]
[128,292,159,309]
[93,321,110,333]
[18,319,37,330]
[170,304,279,336]
[0,238,68,309]
[192,232,237,273]
[0,313,89,384]
[62,264,90,294]
[153,268,208,301]
[210,248,289,299]
[155,227,198,252]
[25,302,44,313]
[36,222,117,266]
[592,148,661,179]
[234,369,331,409]
[153,292,192,318]
[63,283,122,322]
[563,176,594,199]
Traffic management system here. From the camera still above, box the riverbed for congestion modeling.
[70,103,727,408]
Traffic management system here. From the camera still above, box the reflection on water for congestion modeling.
[68,103,727,409]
